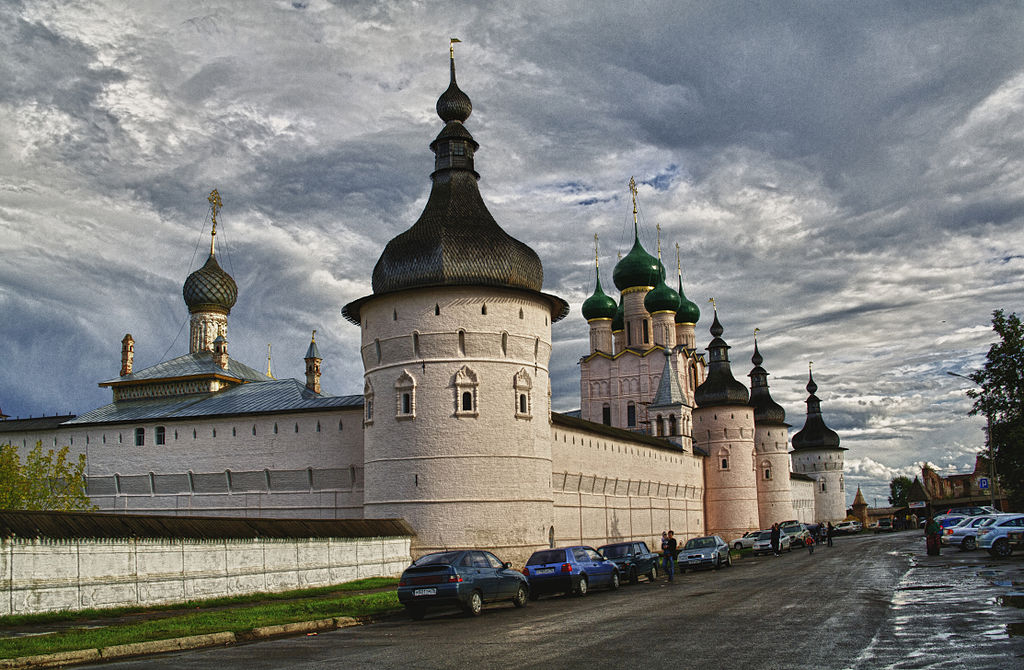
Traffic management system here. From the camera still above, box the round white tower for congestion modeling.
[342,50,567,564]
[693,310,760,541]
[748,340,796,527]
[791,367,847,523]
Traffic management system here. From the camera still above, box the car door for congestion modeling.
[584,547,613,585]
[471,551,499,600]
[483,551,517,598]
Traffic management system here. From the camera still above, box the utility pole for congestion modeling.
[947,371,997,509]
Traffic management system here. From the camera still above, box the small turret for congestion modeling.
[212,335,229,370]
[120,333,135,376]
[694,305,749,408]
[305,330,322,394]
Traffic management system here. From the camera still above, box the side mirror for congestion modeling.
[504,562,512,569]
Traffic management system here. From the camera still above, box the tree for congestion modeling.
[968,310,1024,509]
[888,475,912,508]
[0,441,95,511]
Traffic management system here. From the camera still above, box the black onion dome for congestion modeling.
[791,370,844,451]
[748,341,786,425]
[367,54,544,296]
[183,254,237,314]
[694,312,750,407]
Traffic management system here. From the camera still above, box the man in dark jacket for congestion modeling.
[664,531,678,581]
[770,523,781,556]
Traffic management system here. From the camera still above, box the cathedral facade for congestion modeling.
[1,54,846,563]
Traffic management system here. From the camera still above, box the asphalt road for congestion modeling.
[93,532,1024,670]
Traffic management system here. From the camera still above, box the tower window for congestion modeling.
[462,391,473,411]
[669,414,677,435]
[627,402,636,427]
[514,369,532,419]
[453,365,479,418]
[721,458,729,470]
[134,427,145,446]
[155,426,165,445]
[482,303,487,315]
[821,481,827,492]
[316,421,321,433]
[602,405,611,426]
[273,423,278,434]
[396,370,416,419]
[435,304,440,315]
[765,468,772,480]
[643,320,650,344]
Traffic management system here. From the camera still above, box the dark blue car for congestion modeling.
[397,550,529,619]
[522,545,620,598]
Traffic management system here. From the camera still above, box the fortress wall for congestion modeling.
[551,423,705,552]
[0,535,410,616]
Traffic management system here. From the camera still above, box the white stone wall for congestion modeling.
[0,535,410,616]
[695,406,760,540]
[358,286,556,564]
[551,423,705,552]
[789,477,816,523]
[3,407,365,519]
[791,448,847,522]
[754,423,795,527]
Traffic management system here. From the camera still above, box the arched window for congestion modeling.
[668,414,677,435]
[643,320,650,344]
[395,370,416,419]
[602,405,611,426]
[656,415,664,436]
[364,379,375,424]
[458,330,466,356]
[514,369,532,419]
[453,365,478,417]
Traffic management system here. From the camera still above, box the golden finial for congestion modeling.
[450,37,461,59]
[629,176,639,236]
[207,189,222,256]
[708,297,717,313]
[311,329,317,343]
[266,343,273,378]
[594,233,600,268]
[675,242,681,277]
[809,360,813,372]
[754,327,760,342]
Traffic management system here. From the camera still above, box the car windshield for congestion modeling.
[527,549,567,566]
[411,551,463,567]
[685,538,715,549]
[757,531,773,540]
[600,545,629,558]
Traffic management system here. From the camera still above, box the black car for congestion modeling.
[397,550,529,619]
[597,540,659,583]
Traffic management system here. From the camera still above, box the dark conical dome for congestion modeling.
[644,275,680,314]
[791,369,844,451]
[582,269,617,321]
[367,53,544,297]
[183,253,237,314]
[748,341,786,424]
[675,274,701,324]
[694,311,749,407]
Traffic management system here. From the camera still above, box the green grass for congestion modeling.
[0,580,400,660]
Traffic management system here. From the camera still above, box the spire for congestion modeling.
[650,349,687,409]
[694,302,749,407]
[612,177,662,291]
[266,343,274,378]
[582,234,617,321]
[748,333,786,425]
[305,330,322,394]
[791,363,843,451]
[207,189,222,256]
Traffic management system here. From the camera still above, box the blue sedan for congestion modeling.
[522,545,620,598]
[397,550,529,619]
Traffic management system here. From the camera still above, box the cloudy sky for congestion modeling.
[2,1,1022,509]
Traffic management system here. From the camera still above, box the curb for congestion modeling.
[0,617,363,668]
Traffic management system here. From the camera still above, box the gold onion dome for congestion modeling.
[366,49,545,298]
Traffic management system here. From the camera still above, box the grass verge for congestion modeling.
[0,581,400,660]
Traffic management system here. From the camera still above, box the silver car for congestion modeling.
[976,514,1024,557]
[730,530,761,551]
[678,535,732,570]
[752,529,791,556]
[942,515,997,551]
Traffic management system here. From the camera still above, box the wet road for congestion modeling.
[93,532,1024,670]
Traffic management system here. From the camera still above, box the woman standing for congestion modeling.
[925,514,941,556]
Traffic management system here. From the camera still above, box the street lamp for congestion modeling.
[947,371,997,508]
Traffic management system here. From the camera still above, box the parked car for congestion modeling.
[782,523,811,547]
[937,506,999,517]
[834,520,863,535]
[977,514,1024,558]
[935,514,970,530]
[752,529,791,556]
[598,540,659,583]
[678,535,732,570]
[875,518,894,532]
[942,515,998,551]
[397,550,529,619]
[522,546,620,598]
[731,530,761,551]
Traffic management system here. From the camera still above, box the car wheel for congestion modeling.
[611,571,620,590]
[575,576,589,597]
[647,564,658,582]
[961,536,977,552]
[726,552,732,567]
[512,583,528,608]
[713,555,720,570]
[463,590,484,616]
[734,542,743,551]
[407,606,426,621]
[629,567,638,585]
[993,538,1012,558]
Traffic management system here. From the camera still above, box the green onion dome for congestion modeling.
[644,276,680,314]
[612,235,662,291]
[611,293,625,332]
[675,275,701,324]
[582,272,617,321]
[183,253,237,314]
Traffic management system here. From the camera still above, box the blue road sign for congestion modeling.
[979,477,989,490]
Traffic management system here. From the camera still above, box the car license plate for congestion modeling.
[535,567,555,574]
[413,588,437,597]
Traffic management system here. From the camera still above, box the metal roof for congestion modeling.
[66,379,363,426]
[552,412,688,454]
[0,415,77,434]
[100,352,270,386]
[0,509,415,540]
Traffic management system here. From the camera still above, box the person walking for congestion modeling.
[925,514,941,556]
[770,523,781,557]
[664,530,678,581]
[806,533,814,555]
[826,522,834,547]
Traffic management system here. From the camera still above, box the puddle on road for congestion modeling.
[897,585,954,592]
[685,591,715,598]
